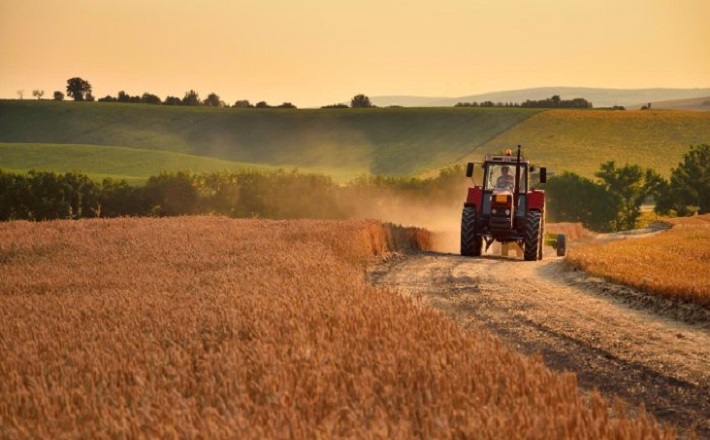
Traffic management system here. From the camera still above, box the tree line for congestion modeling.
[0,169,339,221]
[0,167,463,222]
[1,145,707,230]
[41,77,300,108]
[31,77,604,110]
[455,95,593,109]
[39,77,376,109]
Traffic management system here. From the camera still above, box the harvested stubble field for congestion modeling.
[0,217,673,438]
[567,214,710,308]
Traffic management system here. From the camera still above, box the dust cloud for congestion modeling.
[342,187,465,254]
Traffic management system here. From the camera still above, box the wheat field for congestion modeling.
[0,217,672,438]
[567,215,710,307]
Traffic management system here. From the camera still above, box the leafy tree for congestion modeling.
[164,96,182,105]
[544,172,619,231]
[351,94,373,108]
[115,91,139,103]
[141,93,161,105]
[255,101,270,108]
[60,172,100,218]
[655,144,710,215]
[24,171,70,219]
[32,89,45,100]
[194,171,240,216]
[570,98,592,108]
[117,91,131,103]
[143,171,198,216]
[595,161,664,230]
[182,90,200,106]
[32,171,100,219]
[66,77,92,101]
[234,100,253,108]
[276,102,297,109]
[203,92,222,107]
[99,178,146,217]
[53,91,64,101]
[0,171,29,220]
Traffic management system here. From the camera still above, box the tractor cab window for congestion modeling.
[485,164,526,192]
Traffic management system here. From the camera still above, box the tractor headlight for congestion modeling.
[491,208,497,214]
[505,209,510,215]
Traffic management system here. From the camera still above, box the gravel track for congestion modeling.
[369,249,710,438]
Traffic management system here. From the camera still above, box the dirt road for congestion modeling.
[369,248,710,437]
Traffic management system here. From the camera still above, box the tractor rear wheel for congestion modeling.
[524,210,542,261]
[461,207,482,257]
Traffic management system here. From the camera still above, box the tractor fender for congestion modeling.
[464,187,483,215]
[527,189,545,211]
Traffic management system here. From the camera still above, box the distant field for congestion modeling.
[471,109,710,178]
[567,215,710,307]
[0,100,538,177]
[0,143,272,183]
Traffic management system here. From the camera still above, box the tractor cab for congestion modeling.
[486,163,525,193]
[468,150,534,230]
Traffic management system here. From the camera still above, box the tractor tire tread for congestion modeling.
[524,210,542,261]
[461,207,482,257]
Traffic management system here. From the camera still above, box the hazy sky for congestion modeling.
[1,0,708,107]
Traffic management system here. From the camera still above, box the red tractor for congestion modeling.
[461,145,565,260]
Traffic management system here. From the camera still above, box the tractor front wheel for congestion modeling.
[461,207,482,257]
[524,210,542,261]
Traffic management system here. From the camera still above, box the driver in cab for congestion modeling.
[496,166,515,190]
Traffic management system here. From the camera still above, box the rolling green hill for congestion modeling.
[0,100,539,178]
[1,101,709,181]
[0,143,273,183]
[467,109,710,178]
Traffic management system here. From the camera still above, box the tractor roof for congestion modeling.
[484,154,529,164]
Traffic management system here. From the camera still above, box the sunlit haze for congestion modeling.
[1,0,708,108]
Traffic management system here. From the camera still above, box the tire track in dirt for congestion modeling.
[369,252,710,438]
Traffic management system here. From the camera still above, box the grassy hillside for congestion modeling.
[0,100,538,177]
[468,109,710,178]
[3,101,709,181]
[0,143,272,183]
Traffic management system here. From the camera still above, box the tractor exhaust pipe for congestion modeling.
[514,145,522,212]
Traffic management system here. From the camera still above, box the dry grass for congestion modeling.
[546,222,593,241]
[567,214,710,307]
[0,217,673,438]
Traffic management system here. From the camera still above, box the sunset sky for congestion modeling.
[1,0,708,108]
